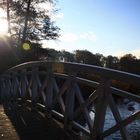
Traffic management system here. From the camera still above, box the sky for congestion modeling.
[44,0,140,58]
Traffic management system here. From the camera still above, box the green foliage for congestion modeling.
[0,0,60,63]
[120,54,140,74]
[105,55,119,69]
[75,50,103,66]
[61,50,75,62]
[0,0,60,44]
[47,49,60,61]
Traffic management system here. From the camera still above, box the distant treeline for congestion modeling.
[46,49,140,75]
[0,37,140,98]
[0,36,140,76]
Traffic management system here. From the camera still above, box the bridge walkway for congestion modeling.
[0,104,77,140]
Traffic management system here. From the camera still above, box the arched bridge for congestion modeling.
[0,61,140,140]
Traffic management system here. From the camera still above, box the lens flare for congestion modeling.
[0,19,8,34]
[0,8,8,34]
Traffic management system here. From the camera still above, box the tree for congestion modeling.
[119,54,140,74]
[95,53,105,66]
[61,50,75,62]
[0,0,11,33]
[47,49,60,61]
[105,55,119,69]
[0,35,19,73]
[0,0,60,46]
[75,50,92,64]
[75,50,102,66]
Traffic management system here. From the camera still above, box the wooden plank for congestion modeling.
[20,69,27,98]
[54,73,99,88]
[26,74,32,99]
[76,77,99,88]
[107,92,130,140]
[75,83,93,132]
[6,78,11,100]
[111,87,140,103]
[5,61,140,87]
[51,110,64,121]
[39,75,48,102]
[64,79,75,129]
[101,110,140,138]
[45,73,53,109]
[52,77,65,114]
[52,79,70,107]
[72,121,90,136]
[0,104,71,140]
[92,78,109,139]
[31,68,39,101]
[74,89,97,119]
[1,78,8,102]
[12,76,19,100]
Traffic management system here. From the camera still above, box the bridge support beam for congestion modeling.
[92,78,110,140]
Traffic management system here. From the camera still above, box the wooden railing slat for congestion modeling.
[107,92,130,140]
[111,87,140,103]
[101,110,140,138]
[52,77,65,114]
[75,83,93,132]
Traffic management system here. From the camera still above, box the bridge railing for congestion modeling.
[0,61,140,140]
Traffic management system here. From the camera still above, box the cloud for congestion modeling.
[80,32,97,41]
[113,48,140,58]
[37,2,64,21]
[37,2,53,11]
[59,32,97,42]
[59,33,78,42]
[51,12,64,21]
[131,49,140,58]
[113,51,126,58]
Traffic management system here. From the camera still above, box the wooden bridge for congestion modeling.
[0,61,140,140]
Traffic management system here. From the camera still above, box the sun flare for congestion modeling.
[0,8,8,34]
[0,19,8,34]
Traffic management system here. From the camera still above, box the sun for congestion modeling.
[0,8,8,34]
[0,19,8,34]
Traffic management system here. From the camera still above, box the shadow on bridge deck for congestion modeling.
[0,104,79,140]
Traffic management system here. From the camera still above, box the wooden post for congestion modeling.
[92,78,110,140]
[12,73,19,102]
[31,67,39,111]
[45,75,53,111]
[0,78,5,103]
[20,69,27,98]
[31,67,39,101]
[45,64,53,112]
[64,75,76,130]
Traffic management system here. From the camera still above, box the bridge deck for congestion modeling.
[0,104,75,140]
